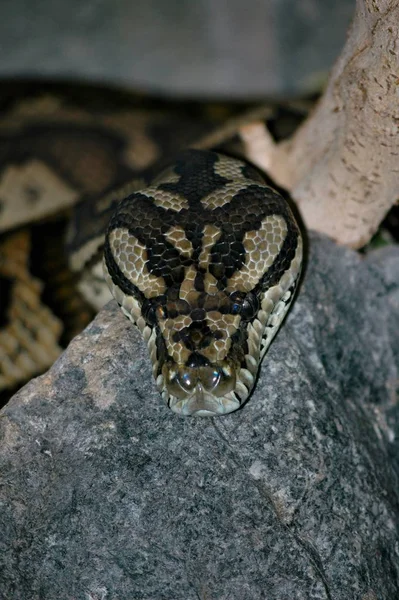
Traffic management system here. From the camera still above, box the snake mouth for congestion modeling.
[168,389,241,416]
[162,360,241,416]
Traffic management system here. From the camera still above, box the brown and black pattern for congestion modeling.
[104,149,302,416]
[0,80,308,405]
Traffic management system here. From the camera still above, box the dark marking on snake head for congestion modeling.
[155,329,168,375]
[103,235,145,304]
[210,234,246,281]
[165,298,191,319]
[172,321,222,352]
[190,307,206,322]
[159,149,230,204]
[194,271,205,292]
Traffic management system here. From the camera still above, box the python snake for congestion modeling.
[104,149,302,416]
[0,83,304,414]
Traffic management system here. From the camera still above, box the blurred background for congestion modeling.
[0,0,354,98]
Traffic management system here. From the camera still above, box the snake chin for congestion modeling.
[166,386,243,417]
[168,393,241,417]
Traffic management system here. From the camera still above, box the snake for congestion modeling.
[104,149,302,416]
[0,82,304,414]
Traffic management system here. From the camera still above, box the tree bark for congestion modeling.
[268,0,399,249]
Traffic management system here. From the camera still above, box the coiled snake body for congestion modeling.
[104,149,302,416]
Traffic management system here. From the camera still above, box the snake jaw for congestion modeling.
[167,386,241,417]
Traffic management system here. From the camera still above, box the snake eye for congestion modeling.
[241,293,259,321]
[230,291,259,321]
[230,292,245,315]
[143,301,166,326]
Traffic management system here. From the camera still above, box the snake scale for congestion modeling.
[0,82,304,415]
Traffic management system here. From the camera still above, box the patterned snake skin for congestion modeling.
[0,83,308,408]
[104,149,302,416]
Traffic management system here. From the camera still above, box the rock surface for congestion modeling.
[1,233,399,599]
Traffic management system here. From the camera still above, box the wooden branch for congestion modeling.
[268,0,399,248]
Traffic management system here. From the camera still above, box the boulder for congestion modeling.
[1,233,398,599]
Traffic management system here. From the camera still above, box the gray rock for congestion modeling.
[1,233,399,600]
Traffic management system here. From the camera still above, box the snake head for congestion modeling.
[103,149,302,416]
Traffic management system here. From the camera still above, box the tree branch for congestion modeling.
[268,0,399,248]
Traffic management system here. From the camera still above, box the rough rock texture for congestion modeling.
[1,233,399,600]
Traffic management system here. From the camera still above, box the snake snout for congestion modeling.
[164,360,239,416]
